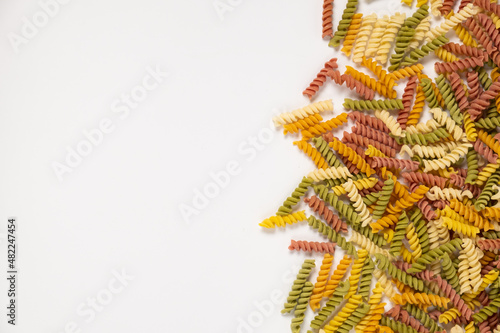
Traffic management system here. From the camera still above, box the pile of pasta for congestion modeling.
[260,0,500,332]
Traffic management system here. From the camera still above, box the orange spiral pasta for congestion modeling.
[478,129,500,156]
[288,240,336,254]
[283,113,323,135]
[361,56,395,91]
[301,113,349,140]
[391,292,451,307]
[341,14,363,57]
[323,255,352,298]
[322,0,334,38]
[303,58,338,100]
[329,138,376,176]
[310,253,334,311]
[345,66,397,98]
[388,64,424,81]
[406,84,425,126]
[293,140,328,169]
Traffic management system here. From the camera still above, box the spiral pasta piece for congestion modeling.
[309,253,334,311]
[282,259,315,314]
[402,35,449,67]
[336,302,370,333]
[290,281,313,333]
[375,110,403,137]
[259,211,307,228]
[426,4,478,42]
[346,249,368,298]
[350,230,395,260]
[304,195,348,232]
[283,113,323,135]
[288,240,336,254]
[307,166,352,181]
[435,74,463,125]
[293,140,328,170]
[388,64,425,81]
[407,84,425,126]
[323,294,363,333]
[303,58,338,100]
[352,14,376,64]
[392,292,451,307]
[322,0,334,38]
[277,177,313,215]
[273,100,333,127]
[343,98,403,111]
[425,186,473,201]
[329,138,375,176]
[313,137,343,168]
[300,113,349,141]
[376,12,406,65]
[439,308,461,324]
[422,142,471,172]
[345,66,397,98]
[441,216,480,237]
[308,216,357,257]
[343,179,372,227]
[407,238,463,273]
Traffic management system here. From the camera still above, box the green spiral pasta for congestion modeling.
[313,185,362,225]
[310,281,350,329]
[291,281,313,333]
[401,35,449,66]
[435,74,463,125]
[329,0,359,47]
[411,208,430,255]
[465,148,479,184]
[389,26,416,71]
[441,252,461,293]
[475,170,500,211]
[282,259,315,314]
[472,297,500,323]
[380,316,419,333]
[390,211,409,256]
[485,104,498,119]
[420,78,439,108]
[277,177,313,215]
[343,98,404,111]
[475,115,500,129]
[402,304,440,333]
[394,127,450,145]
[336,302,370,333]
[313,137,342,168]
[476,66,493,90]
[407,238,463,273]
[405,5,429,28]
[374,254,427,292]
[483,231,500,239]
[357,257,375,298]
[308,216,358,257]
[363,191,381,206]
[373,178,394,221]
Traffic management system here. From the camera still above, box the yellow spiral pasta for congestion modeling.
[465,322,475,333]
[441,216,480,237]
[341,13,363,57]
[453,14,478,47]
[435,47,459,62]
[391,292,450,307]
[272,100,333,126]
[355,282,385,333]
[259,211,307,228]
[329,138,376,176]
[426,4,478,42]
[387,64,424,81]
[404,118,440,135]
[463,112,477,142]
[407,85,426,126]
[406,223,422,261]
[343,179,372,227]
[331,177,378,196]
[344,66,397,98]
[370,214,398,232]
[400,244,414,263]
[323,255,352,298]
[408,16,431,50]
[490,12,500,28]
[429,107,464,141]
[323,294,363,333]
[293,140,329,170]
[474,161,500,186]
[309,253,334,311]
[425,186,473,201]
[352,14,376,64]
[346,249,368,298]
[386,185,429,215]
[439,308,461,324]
[375,110,403,137]
[307,166,352,181]
[376,12,406,65]
[366,15,390,57]
[365,145,387,158]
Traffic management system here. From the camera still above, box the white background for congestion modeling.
[0,0,433,332]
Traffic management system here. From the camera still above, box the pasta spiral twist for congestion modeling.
[343,98,403,111]
[341,13,363,56]
[283,113,323,135]
[475,171,500,211]
[407,238,463,273]
[365,16,389,57]
[303,58,338,100]
[389,26,417,71]
[357,257,375,299]
[313,137,342,168]
[355,282,384,332]
[422,142,471,172]
[434,56,486,74]
[402,35,449,67]
[372,157,420,171]
[282,259,315,314]
[329,0,359,47]
[376,12,406,65]
[293,140,328,170]
[468,78,500,121]
[304,195,348,232]
[421,78,439,108]
[323,294,363,333]
[336,302,370,333]
[441,252,461,293]
[472,298,500,323]
[288,240,336,254]
[425,186,473,201]
[329,138,375,176]
[259,211,307,228]
[375,110,403,137]
[390,211,409,256]
[409,16,431,50]
[340,73,376,100]
[441,216,480,237]
[322,0,334,38]
[388,64,424,81]
[307,166,352,181]
[273,100,333,127]
[463,112,477,142]
[352,123,401,150]
[407,222,422,261]
[347,111,390,133]
[375,254,426,291]
[290,281,313,333]
[380,316,419,333]
[477,238,500,251]
[425,4,478,42]
[277,177,313,215]
[322,255,352,299]
[392,292,451,307]
[439,308,461,324]
[309,253,334,311]
[350,230,395,260]
[301,113,349,140]
[343,179,371,227]
[372,178,394,220]
[345,66,397,98]
[346,249,368,298]
[313,185,362,225]
[308,216,357,257]
[435,74,463,125]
